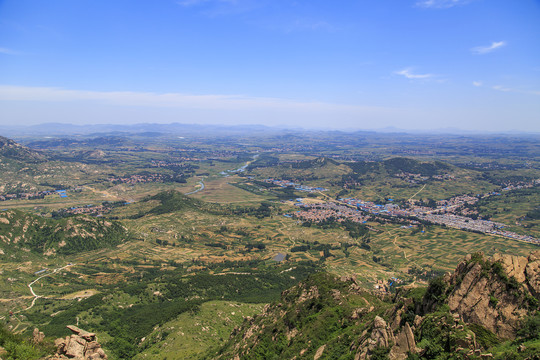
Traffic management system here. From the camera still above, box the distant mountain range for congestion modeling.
[0,122,286,137]
[1,122,539,138]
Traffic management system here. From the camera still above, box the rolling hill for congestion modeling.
[0,209,131,256]
[0,135,47,163]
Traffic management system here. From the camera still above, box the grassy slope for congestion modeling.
[134,301,265,360]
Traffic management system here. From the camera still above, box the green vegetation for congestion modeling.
[0,209,130,255]
[134,301,265,360]
[0,131,539,359]
[0,324,53,360]
[217,272,391,360]
[20,260,318,359]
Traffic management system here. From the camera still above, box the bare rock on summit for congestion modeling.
[65,335,86,358]
[47,325,107,360]
[297,285,320,304]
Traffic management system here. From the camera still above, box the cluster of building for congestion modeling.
[0,190,52,201]
[150,160,191,168]
[263,178,327,193]
[56,204,110,216]
[417,213,505,233]
[53,201,129,217]
[283,177,539,245]
[0,188,79,201]
[394,172,430,184]
[108,173,176,185]
[501,178,540,191]
[394,172,456,185]
[435,195,478,208]
[416,212,538,243]
[337,196,539,245]
[373,277,403,293]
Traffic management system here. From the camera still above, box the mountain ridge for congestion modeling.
[0,135,47,163]
[214,251,540,360]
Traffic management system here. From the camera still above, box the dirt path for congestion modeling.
[84,185,123,201]
[408,183,426,202]
[383,224,414,263]
[18,263,75,312]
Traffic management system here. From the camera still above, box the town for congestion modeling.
[287,178,540,245]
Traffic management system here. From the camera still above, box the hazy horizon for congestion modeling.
[2,121,540,137]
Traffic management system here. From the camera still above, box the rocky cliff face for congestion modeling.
[214,251,540,360]
[439,251,540,339]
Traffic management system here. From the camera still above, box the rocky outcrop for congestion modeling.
[47,326,107,360]
[444,251,540,339]
[389,323,417,360]
[32,328,45,344]
[525,251,540,297]
[313,344,326,360]
[353,316,418,360]
[297,285,320,303]
[371,316,393,348]
[492,253,528,282]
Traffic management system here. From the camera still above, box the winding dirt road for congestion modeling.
[22,263,75,312]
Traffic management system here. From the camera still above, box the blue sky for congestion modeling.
[0,0,539,132]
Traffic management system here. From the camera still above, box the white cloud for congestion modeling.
[471,41,506,55]
[0,85,406,129]
[415,0,470,9]
[0,47,18,55]
[395,68,434,80]
[473,81,482,87]
[0,85,390,112]
[492,85,540,96]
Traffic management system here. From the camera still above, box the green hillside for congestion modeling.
[0,209,130,256]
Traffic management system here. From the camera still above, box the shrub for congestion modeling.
[489,295,499,307]
[517,311,540,340]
